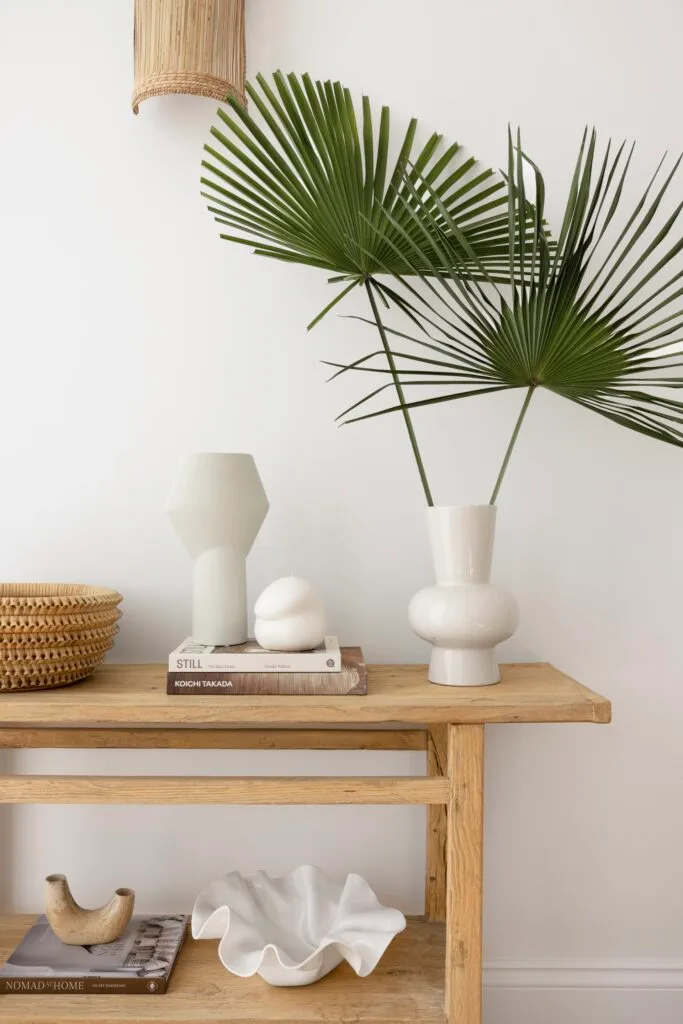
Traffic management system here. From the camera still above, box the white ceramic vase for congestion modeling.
[409,505,518,686]
[166,453,269,646]
[191,864,406,987]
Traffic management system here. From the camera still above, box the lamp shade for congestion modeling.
[132,0,246,114]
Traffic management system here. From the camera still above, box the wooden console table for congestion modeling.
[0,661,610,1024]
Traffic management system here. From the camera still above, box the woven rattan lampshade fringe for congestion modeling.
[132,0,246,113]
[133,71,245,109]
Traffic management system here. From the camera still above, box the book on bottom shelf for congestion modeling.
[169,635,342,673]
[0,914,187,995]
[167,646,367,695]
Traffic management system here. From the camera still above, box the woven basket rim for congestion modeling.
[0,607,121,623]
[0,584,122,610]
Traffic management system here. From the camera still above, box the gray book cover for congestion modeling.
[0,914,187,995]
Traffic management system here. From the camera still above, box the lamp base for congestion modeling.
[193,547,247,646]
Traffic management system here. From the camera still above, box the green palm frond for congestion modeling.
[202,71,533,504]
[202,71,521,321]
[334,128,683,502]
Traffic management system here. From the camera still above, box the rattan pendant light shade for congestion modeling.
[132,0,246,114]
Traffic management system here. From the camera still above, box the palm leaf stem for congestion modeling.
[307,280,360,330]
[489,385,535,504]
[364,279,434,505]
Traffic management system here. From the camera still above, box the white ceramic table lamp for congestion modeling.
[166,453,269,645]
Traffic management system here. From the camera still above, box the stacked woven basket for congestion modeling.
[0,584,122,692]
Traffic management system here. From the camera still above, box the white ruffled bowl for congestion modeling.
[191,864,406,986]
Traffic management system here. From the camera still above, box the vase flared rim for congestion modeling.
[185,452,254,460]
[426,504,497,512]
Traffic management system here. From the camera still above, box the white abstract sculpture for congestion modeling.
[192,864,406,987]
[254,576,326,651]
[167,453,269,646]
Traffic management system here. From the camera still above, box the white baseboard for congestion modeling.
[482,960,683,1024]
[484,958,683,990]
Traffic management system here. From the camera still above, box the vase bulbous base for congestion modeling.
[428,646,500,686]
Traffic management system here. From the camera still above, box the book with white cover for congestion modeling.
[168,636,341,673]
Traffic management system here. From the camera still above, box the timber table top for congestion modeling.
[0,916,447,1023]
[0,662,610,728]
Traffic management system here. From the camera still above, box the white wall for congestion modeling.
[1,0,683,1019]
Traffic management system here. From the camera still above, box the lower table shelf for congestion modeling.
[0,915,446,1023]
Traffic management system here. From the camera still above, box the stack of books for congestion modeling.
[167,636,367,695]
[0,915,187,996]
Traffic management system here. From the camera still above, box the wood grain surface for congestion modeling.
[0,915,447,1023]
[426,725,448,922]
[0,727,427,751]
[0,775,449,805]
[446,724,485,1024]
[0,662,611,728]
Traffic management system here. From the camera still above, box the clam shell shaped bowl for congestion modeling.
[191,864,406,987]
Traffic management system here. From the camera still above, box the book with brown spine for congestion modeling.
[167,646,367,695]
[0,915,187,995]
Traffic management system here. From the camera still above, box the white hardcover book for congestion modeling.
[168,636,342,673]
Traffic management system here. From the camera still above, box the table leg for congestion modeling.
[0,750,12,913]
[425,726,448,921]
[446,723,484,1024]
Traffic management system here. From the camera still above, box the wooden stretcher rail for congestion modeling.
[0,774,449,805]
[0,727,427,751]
